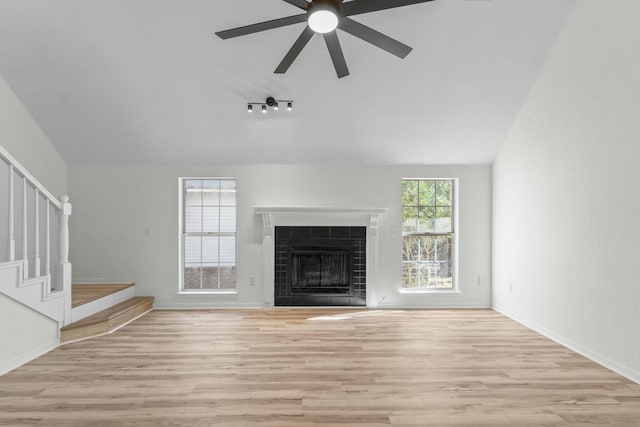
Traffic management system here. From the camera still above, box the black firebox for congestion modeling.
[275,226,366,306]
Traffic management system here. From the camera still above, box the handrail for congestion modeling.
[0,144,62,210]
[1,143,73,325]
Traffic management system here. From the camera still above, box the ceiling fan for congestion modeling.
[216,0,436,79]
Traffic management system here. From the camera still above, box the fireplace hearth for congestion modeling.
[275,226,366,306]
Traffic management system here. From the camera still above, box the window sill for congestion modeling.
[177,290,238,296]
[398,288,461,295]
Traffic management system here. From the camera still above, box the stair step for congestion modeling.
[61,296,153,344]
[72,283,134,308]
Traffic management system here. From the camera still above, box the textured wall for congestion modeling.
[0,75,67,197]
[493,0,640,382]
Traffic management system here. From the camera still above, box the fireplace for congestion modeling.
[256,206,386,308]
[291,250,350,294]
[275,226,366,306]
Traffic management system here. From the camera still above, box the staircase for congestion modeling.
[1,145,154,347]
[0,145,72,325]
[60,284,153,344]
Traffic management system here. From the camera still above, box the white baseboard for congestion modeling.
[376,303,491,309]
[493,305,640,385]
[153,302,264,310]
[73,278,134,285]
[0,339,59,377]
[155,302,491,310]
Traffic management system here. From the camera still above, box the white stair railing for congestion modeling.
[0,145,72,326]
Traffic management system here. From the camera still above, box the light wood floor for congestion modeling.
[1,309,639,426]
[71,284,134,308]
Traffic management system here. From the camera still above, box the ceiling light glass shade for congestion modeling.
[308,10,339,33]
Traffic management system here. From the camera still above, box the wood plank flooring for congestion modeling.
[61,297,154,344]
[1,309,639,426]
[71,284,134,308]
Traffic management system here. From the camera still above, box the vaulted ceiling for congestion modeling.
[0,0,574,165]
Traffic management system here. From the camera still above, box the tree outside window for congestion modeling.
[402,179,454,289]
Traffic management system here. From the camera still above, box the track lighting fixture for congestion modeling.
[247,96,293,114]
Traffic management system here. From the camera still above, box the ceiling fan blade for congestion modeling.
[323,31,349,79]
[280,0,310,10]
[339,18,412,58]
[341,0,435,17]
[275,26,315,74]
[215,14,307,39]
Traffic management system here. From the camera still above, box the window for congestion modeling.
[181,178,236,291]
[402,179,455,290]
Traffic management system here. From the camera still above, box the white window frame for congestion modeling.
[399,178,460,294]
[178,177,237,295]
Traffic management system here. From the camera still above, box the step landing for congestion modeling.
[61,296,154,344]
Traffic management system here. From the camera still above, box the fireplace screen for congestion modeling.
[291,251,351,294]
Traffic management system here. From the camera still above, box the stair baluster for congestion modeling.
[22,176,28,279]
[8,165,15,261]
[46,201,50,278]
[34,189,40,277]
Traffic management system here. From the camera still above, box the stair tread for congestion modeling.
[62,296,153,331]
[71,283,134,308]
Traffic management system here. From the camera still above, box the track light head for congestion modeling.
[287,102,293,111]
[261,105,267,113]
[248,104,253,113]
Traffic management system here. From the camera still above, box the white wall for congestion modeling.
[493,0,640,382]
[0,293,59,375]
[0,74,66,374]
[69,164,491,309]
[0,75,67,197]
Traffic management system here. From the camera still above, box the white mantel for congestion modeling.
[255,207,387,215]
[255,206,387,308]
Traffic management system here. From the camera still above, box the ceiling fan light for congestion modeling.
[248,104,253,113]
[308,10,339,34]
[261,105,267,113]
[287,102,293,111]
[274,102,279,111]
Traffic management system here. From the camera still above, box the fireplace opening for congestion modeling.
[275,226,366,306]
[291,250,351,295]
